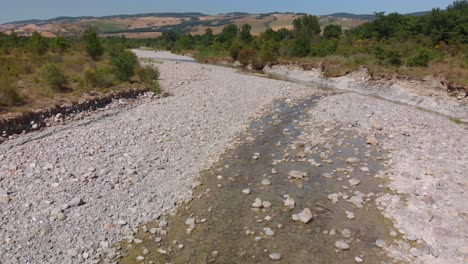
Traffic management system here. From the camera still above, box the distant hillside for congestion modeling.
[326,12,376,20]
[0,12,373,38]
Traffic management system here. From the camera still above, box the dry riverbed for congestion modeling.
[0,51,466,264]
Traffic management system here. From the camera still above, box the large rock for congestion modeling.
[288,170,306,179]
[292,208,313,223]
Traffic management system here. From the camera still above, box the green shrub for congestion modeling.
[111,50,138,82]
[0,75,22,106]
[323,24,342,39]
[138,66,160,84]
[42,63,68,91]
[407,48,434,67]
[151,80,161,94]
[252,56,266,70]
[84,67,116,88]
[387,51,402,66]
[28,32,48,55]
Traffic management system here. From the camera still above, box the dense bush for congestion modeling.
[42,63,68,91]
[323,25,342,39]
[407,48,434,67]
[0,76,22,107]
[111,50,139,82]
[84,67,117,88]
[138,65,160,84]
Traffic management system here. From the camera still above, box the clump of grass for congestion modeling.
[138,65,160,84]
[150,80,161,94]
[0,76,23,107]
[42,63,68,91]
[449,117,463,124]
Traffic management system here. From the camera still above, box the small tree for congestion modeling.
[28,31,48,55]
[83,27,104,61]
[293,15,321,38]
[112,50,138,82]
[323,24,342,39]
[240,24,253,43]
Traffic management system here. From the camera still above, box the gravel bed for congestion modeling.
[0,51,316,263]
[306,93,467,264]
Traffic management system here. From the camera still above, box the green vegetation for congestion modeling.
[84,27,104,61]
[126,1,466,86]
[42,63,68,91]
[0,28,161,112]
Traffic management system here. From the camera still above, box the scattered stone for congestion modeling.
[67,249,78,257]
[264,227,275,236]
[371,121,383,130]
[159,220,168,227]
[335,240,350,250]
[288,170,306,179]
[375,239,386,248]
[252,198,263,208]
[360,167,369,172]
[348,178,361,187]
[136,255,145,261]
[341,229,351,238]
[0,189,10,204]
[284,196,295,209]
[346,158,360,164]
[261,179,271,185]
[269,253,282,261]
[118,220,127,226]
[346,211,355,219]
[292,208,313,223]
[242,188,251,195]
[262,201,272,208]
[355,256,364,263]
[366,135,378,145]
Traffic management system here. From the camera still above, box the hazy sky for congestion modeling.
[1,0,455,24]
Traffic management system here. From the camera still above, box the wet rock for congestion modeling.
[284,196,295,209]
[348,178,361,187]
[269,253,282,261]
[292,208,313,223]
[264,227,275,236]
[335,240,350,250]
[288,170,306,179]
[262,201,272,208]
[375,239,386,248]
[252,198,263,208]
[345,211,355,219]
[346,158,360,164]
[261,179,271,185]
[341,229,351,238]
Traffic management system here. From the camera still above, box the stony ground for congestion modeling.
[0,51,466,264]
[0,51,315,264]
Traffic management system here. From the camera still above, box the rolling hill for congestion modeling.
[0,12,371,38]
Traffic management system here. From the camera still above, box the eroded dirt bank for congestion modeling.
[264,64,468,123]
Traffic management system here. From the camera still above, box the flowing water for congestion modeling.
[116,97,396,264]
